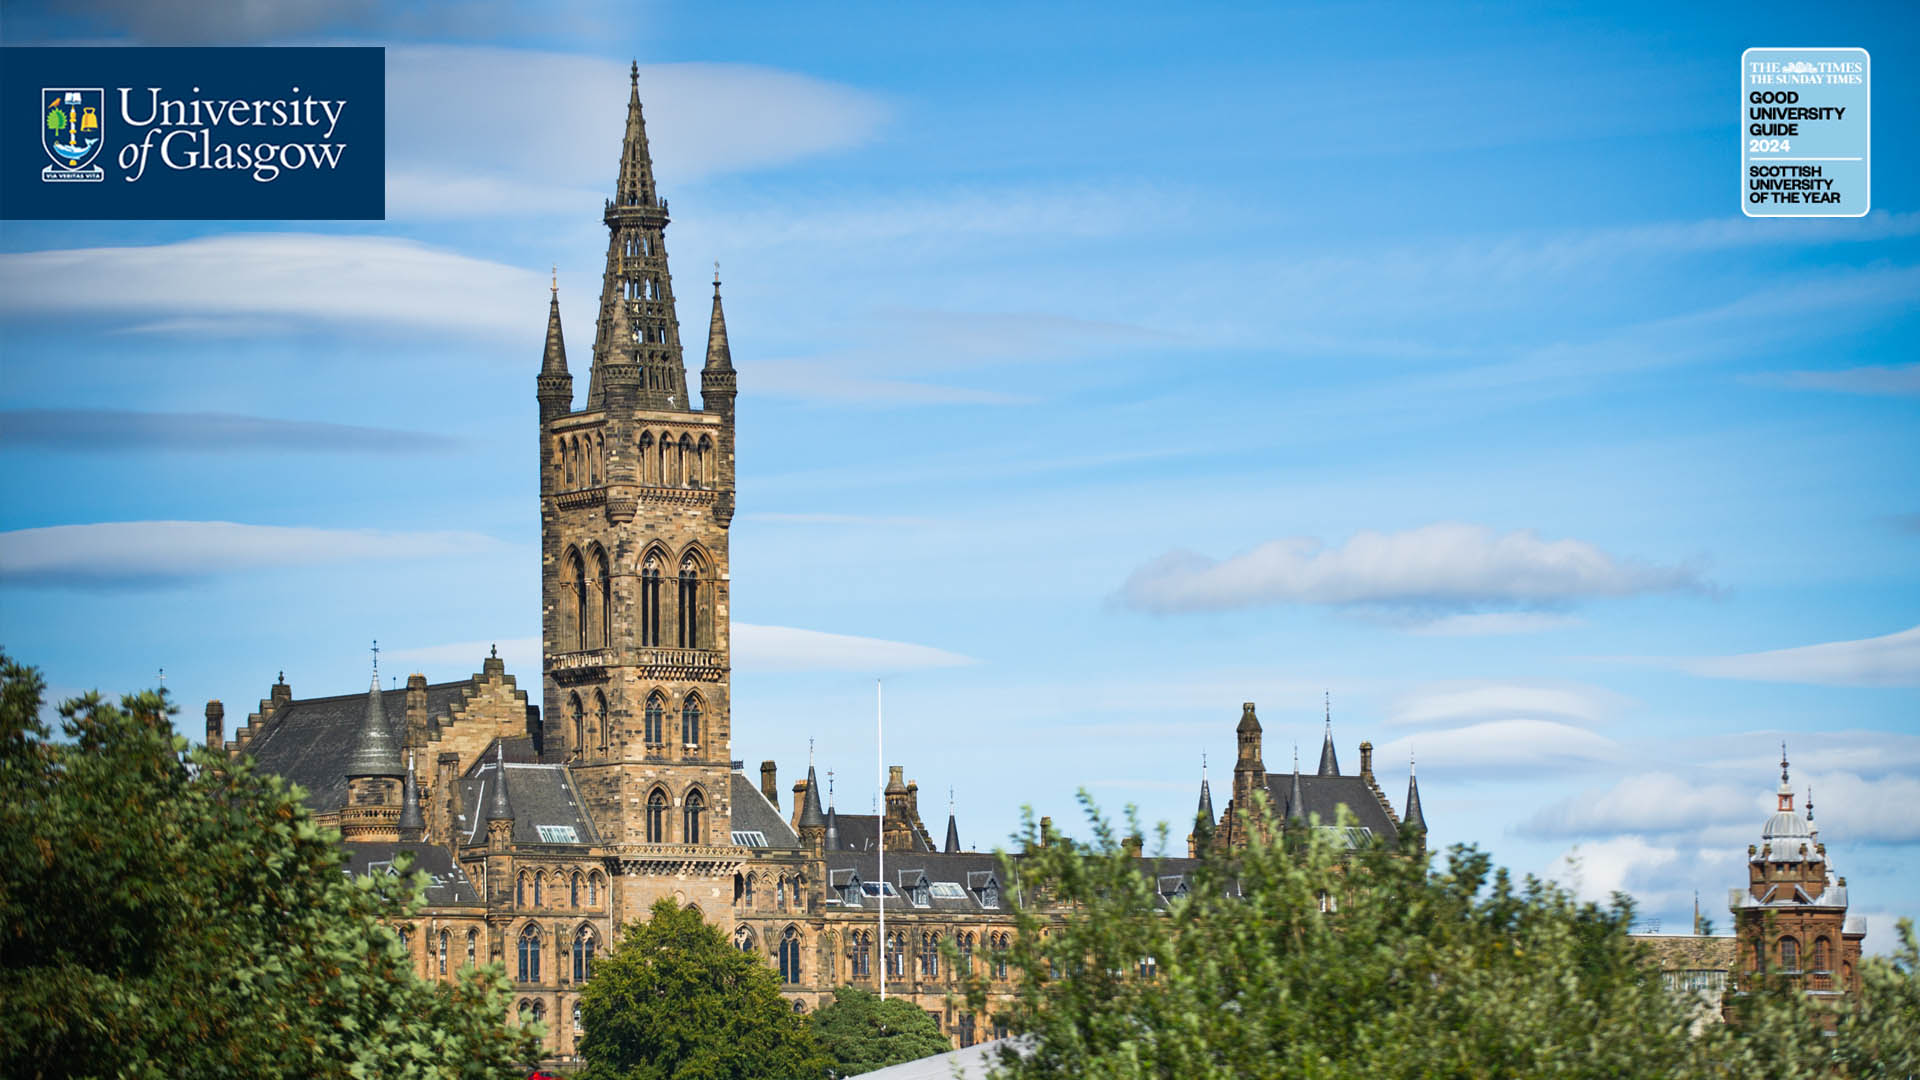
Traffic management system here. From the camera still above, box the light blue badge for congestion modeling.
[1741,48,1869,218]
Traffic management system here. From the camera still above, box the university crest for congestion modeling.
[43,88,105,182]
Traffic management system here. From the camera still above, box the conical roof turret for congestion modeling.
[1286,748,1307,825]
[944,813,961,854]
[1317,693,1340,776]
[797,765,827,830]
[1403,755,1425,833]
[345,666,404,779]
[540,272,569,378]
[1196,774,1215,827]
[398,753,425,837]
[486,743,513,822]
[705,271,732,372]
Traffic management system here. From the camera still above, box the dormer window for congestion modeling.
[979,882,999,909]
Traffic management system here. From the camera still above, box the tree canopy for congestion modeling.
[578,898,829,1080]
[811,986,952,1077]
[967,795,1920,1080]
[0,652,539,1079]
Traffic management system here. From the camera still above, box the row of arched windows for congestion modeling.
[1773,934,1832,973]
[550,430,714,492]
[516,923,599,984]
[514,869,607,911]
[558,543,712,654]
[644,786,706,844]
[831,929,1011,982]
[733,872,805,913]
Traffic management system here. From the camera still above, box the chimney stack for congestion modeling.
[761,760,779,810]
[204,700,224,749]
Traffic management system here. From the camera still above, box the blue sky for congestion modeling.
[2,0,1916,945]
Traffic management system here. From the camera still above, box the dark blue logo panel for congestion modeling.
[3,47,384,220]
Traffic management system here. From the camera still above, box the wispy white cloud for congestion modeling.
[0,409,456,455]
[0,521,502,587]
[732,623,975,673]
[1523,773,1760,839]
[384,50,891,219]
[0,233,537,338]
[1407,612,1583,636]
[1119,522,1702,618]
[391,625,975,676]
[1389,681,1628,728]
[1375,719,1622,772]
[1633,625,1920,688]
[1765,363,1920,396]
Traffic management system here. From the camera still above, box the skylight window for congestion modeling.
[731,830,769,847]
[928,882,966,900]
[536,825,579,843]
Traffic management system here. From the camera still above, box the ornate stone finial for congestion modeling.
[629,59,639,87]
[490,642,498,659]
[371,638,380,680]
[1325,690,1331,728]
[1781,741,1790,784]
[826,769,835,806]
[277,670,285,684]
[551,265,557,295]
[1201,751,1207,778]
[949,785,955,815]
[809,737,815,766]
[713,259,720,292]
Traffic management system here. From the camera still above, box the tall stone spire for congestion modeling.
[536,268,572,421]
[588,62,687,412]
[345,664,403,780]
[1317,691,1340,776]
[1286,746,1307,825]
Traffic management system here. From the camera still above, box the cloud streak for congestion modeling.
[394,626,975,677]
[1766,363,1920,396]
[1119,523,1702,618]
[0,409,457,454]
[0,521,502,587]
[1641,625,1920,688]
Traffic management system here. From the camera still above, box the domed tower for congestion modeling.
[1728,745,1865,1024]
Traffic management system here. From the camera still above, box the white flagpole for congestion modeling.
[877,677,886,1001]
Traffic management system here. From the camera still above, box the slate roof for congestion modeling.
[822,850,1204,913]
[825,813,932,853]
[340,842,483,906]
[1264,772,1401,845]
[455,753,599,847]
[731,772,800,849]
[245,682,471,812]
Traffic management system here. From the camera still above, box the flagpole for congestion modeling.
[877,677,886,1001]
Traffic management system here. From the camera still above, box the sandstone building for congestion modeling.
[207,67,1425,1060]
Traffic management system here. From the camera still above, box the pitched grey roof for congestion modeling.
[340,842,482,906]
[1265,773,1400,844]
[245,681,470,812]
[730,772,800,849]
[824,813,931,853]
[455,758,598,847]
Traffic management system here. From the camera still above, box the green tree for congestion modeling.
[579,898,829,1080]
[811,986,952,1077]
[0,652,539,1079]
[967,795,1919,1080]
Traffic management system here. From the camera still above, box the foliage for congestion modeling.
[966,794,1920,1080]
[0,652,539,1080]
[578,898,829,1080]
[811,986,952,1077]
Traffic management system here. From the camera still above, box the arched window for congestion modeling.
[531,1000,546,1027]
[569,436,580,485]
[658,434,671,487]
[1780,936,1800,972]
[678,555,700,648]
[567,549,587,651]
[640,555,662,647]
[886,932,907,978]
[517,925,542,982]
[646,789,667,843]
[677,435,693,488]
[592,432,603,485]
[778,927,802,984]
[775,875,788,913]
[570,872,581,908]
[683,789,705,844]
[920,932,940,978]
[644,693,664,747]
[516,872,527,908]
[533,872,544,907]
[589,872,602,906]
[438,929,449,975]
[735,926,755,952]
[466,929,477,968]
[849,931,871,978]
[991,934,1009,980]
[743,873,756,909]
[594,692,609,753]
[681,695,702,749]
[791,875,804,909]
[398,926,412,962]
[957,932,974,973]
[638,432,654,484]
[694,435,711,489]
[563,437,575,486]
[573,926,596,982]
[572,1001,582,1032]
[595,549,611,649]
[1813,937,1831,972]
[568,694,584,756]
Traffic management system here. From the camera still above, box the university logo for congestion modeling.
[42,87,105,182]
